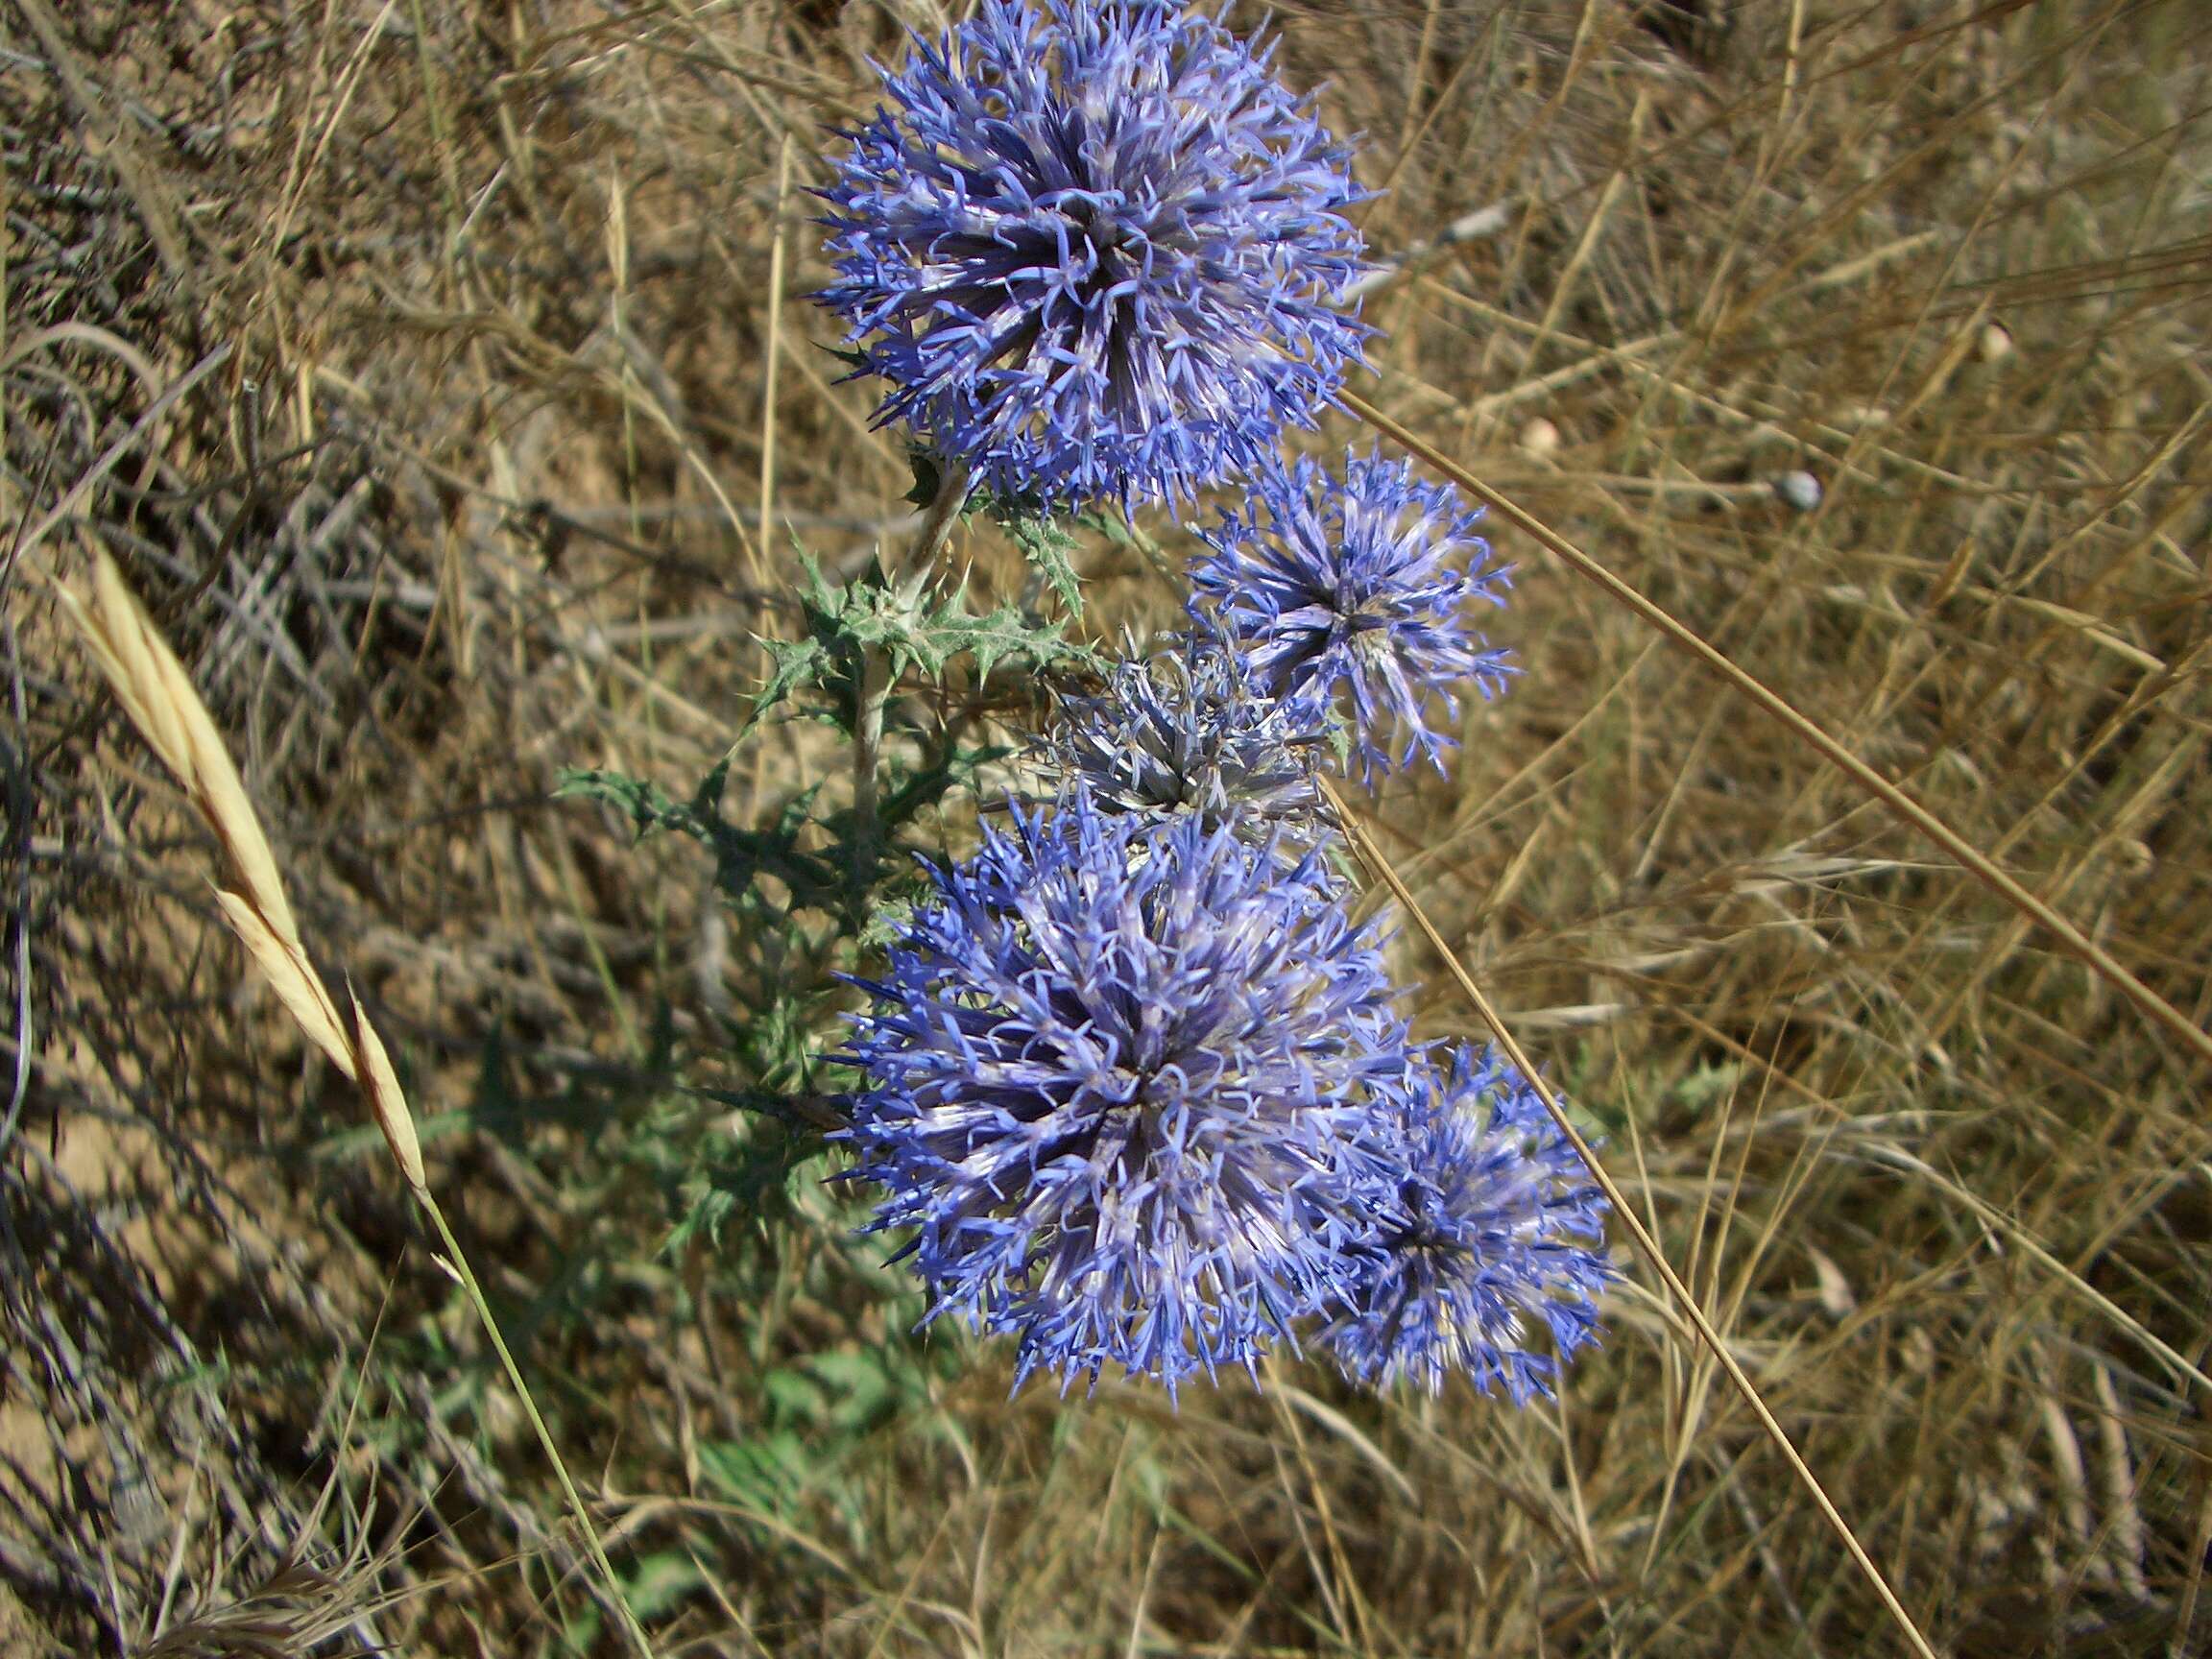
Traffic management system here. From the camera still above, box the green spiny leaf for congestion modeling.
[998,505,1083,614]
[555,766,702,841]
[742,635,830,736]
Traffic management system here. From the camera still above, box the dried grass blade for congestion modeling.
[60,546,347,1077]
[1323,778,1941,1659]
[1345,388,2212,1073]
[86,551,193,779]
[131,592,301,948]
[55,547,660,1659]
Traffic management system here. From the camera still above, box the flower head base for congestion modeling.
[1190,447,1515,782]
[1327,1045,1611,1399]
[816,0,1371,509]
[842,791,1409,1394]
[1044,636,1331,851]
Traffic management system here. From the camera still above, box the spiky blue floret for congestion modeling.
[1326,1044,1612,1400]
[1044,635,1331,851]
[842,791,1410,1395]
[815,0,1372,509]
[1190,447,1515,782]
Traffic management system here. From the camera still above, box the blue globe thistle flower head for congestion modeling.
[1189,447,1516,783]
[1326,1044,1612,1400]
[1044,635,1333,854]
[815,0,1373,510]
[841,789,1411,1396]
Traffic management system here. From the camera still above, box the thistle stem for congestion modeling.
[852,642,892,888]
[910,459,971,569]
[854,461,969,887]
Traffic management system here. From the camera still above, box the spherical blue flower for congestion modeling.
[815,0,1372,509]
[842,790,1410,1394]
[1043,635,1332,853]
[1326,1044,1611,1399]
[1189,447,1516,782]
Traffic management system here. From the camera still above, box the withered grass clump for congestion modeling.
[6,3,2208,1656]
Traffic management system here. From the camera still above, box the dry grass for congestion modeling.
[6,1,2210,1655]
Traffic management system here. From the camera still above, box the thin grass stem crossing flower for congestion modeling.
[1327,1044,1612,1398]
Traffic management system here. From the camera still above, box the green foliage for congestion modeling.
[564,1552,707,1652]
[666,1103,835,1254]
[991,497,1084,614]
[741,553,1085,741]
[929,451,1094,617]
[558,766,849,920]
[553,532,1108,1270]
[311,1022,640,1170]
[564,550,1084,927]
[1670,1057,1749,1116]
[698,1340,955,1554]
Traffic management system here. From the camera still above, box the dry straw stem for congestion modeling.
[11,343,233,564]
[1322,778,1941,1659]
[52,545,656,1659]
[1343,388,2212,1075]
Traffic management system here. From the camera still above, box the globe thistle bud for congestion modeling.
[1043,636,1331,852]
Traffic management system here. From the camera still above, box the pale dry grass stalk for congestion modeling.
[135,1552,385,1659]
[1322,778,1942,1659]
[759,132,794,543]
[50,544,655,1659]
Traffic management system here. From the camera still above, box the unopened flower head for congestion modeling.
[1190,447,1515,781]
[816,0,1371,509]
[1326,1044,1611,1399]
[842,790,1409,1394]
[1045,636,1330,850]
